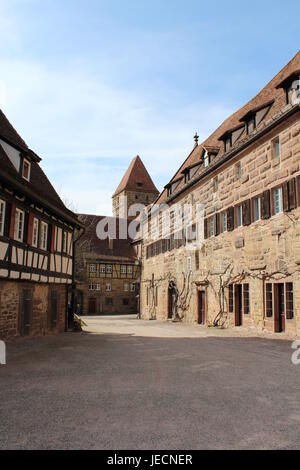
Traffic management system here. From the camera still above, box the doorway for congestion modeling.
[20,289,31,336]
[197,291,206,325]
[168,284,176,320]
[234,284,242,326]
[88,298,97,315]
[274,283,285,333]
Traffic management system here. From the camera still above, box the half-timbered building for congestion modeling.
[0,108,81,340]
[140,50,300,337]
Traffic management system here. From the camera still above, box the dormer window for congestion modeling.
[225,136,232,152]
[137,182,143,188]
[166,178,182,197]
[203,151,210,168]
[276,71,300,105]
[22,158,31,181]
[247,116,256,135]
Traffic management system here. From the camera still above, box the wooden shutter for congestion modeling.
[204,219,208,239]
[4,201,11,237]
[261,190,270,219]
[47,223,52,252]
[9,202,16,238]
[227,207,234,231]
[23,212,29,244]
[27,213,34,245]
[51,225,56,252]
[288,178,297,210]
[282,182,289,212]
[215,213,220,236]
[242,199,251,226]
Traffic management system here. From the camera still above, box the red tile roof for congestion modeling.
[156,50,300,204]
[113,155,159,197]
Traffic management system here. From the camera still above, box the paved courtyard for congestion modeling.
[0,315,300,450]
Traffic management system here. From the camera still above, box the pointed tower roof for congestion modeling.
[113,155,159,197]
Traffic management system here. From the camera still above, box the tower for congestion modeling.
[112,155,159,218]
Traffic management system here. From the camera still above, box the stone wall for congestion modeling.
[140,114,300,337]
[113,190,158,218]
[0,280,67,340]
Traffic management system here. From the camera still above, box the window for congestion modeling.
[120,265,127,274]
[204,152,210,168]
[222,211,227,233]
[225,136,231,152]
[0,199,5,236]
[124,283,129,292]
[236,205,242,228]
[273,187,283,215]
[187,256,192,272]
[266,284,273,317]
[243,284,250,314]
[235,162,242,180]
[22,158,31,181]
[286,283,294,320]
[88,284,94,291]
[272,137,280,158]
[228,285,234,313]
[90,264,96,273]
[213,176,218,192]
[62,231,68,253]
[106,265,112,274]
[253,197,261,222]
[89,284,100,291]
[247,117,256,135]
[100,264,106,273]
[106,283,112,292]
[40,222,48,250]
[287,78,300,105]
[105,298,113,306]
[14,209,25,242]
[209,217,215,237]
[130,283,135,292]
[127,266,133,275]
[32,218,39,247]
[96,284,101,291]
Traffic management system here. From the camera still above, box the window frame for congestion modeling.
[40,221,48,250]
[32,217,39,247]
[14,208,25,242]
[120,265,127,275]
[253,196,261,223]
[106,264,113,274]
[22,158,31,181]
[236,205,242,228]
[106,283,112,292]
[272,186,283,215]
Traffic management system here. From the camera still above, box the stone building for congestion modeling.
[75,156,158,315]
[0,108,80,340]
[112,155,159,218]
[140,50,300,336]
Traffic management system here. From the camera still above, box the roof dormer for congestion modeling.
[218,124,245,152]
[276,71,300,105]
[239,100,274,135]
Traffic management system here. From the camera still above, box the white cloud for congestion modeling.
[0,56,233,214]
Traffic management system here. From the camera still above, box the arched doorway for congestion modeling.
[168,282,177,320]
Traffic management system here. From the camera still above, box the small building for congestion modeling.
[0,108,81,340]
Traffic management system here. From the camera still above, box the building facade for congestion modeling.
[0,109,80,340]
[75,155,158,316]
[140,51,300,337]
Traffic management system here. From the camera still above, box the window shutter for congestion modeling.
[288,178,297,210]
[4,201,12,237]
[242,199,251,226]
[27,213,34,245]
[204,218,208,239]
[23,212,29,244]
[47,223,52,252]
[9,202,16,238]
[227,207,234,231]
[282,182,289,212]
[261,190,270,219]
[51,225,56,252]
[215,213,220,236]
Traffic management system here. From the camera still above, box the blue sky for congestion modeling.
[0,0,299,214]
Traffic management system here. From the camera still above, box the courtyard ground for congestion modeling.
[0,315,299,449]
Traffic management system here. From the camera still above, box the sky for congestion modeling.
[0,0,299,215]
